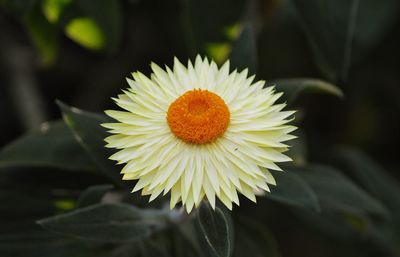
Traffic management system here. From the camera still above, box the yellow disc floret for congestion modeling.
[167,89,230,144]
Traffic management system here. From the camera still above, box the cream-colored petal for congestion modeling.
[218,190,233,210]
[104,56,297,213]
[170,182,181,209]
[239,182,257,203]
[173,57,193,91]
[150,62,179,100]
[192,147,205,204]
[202,174,216,209]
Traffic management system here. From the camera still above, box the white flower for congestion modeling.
[103,55,296,213]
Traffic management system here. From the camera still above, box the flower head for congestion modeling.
[103,56,296,212]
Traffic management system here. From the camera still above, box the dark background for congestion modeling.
[1,0,400,256]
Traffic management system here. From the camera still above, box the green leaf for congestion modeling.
[285,129,308,166]
[295,208,370,241]
[206,42,231,65]
[0,230,86,257]
[234,219,281,257]
[296,203,397,252]
[172,231,201,257]
[181,0,246,55]
[42,0,122,52]
[290,0,399,82]
[353,0,400,62]
[23,4,59,65]
[61,0,122,52]
[0,228,120,257]
[332,147,400,228]
[290,0,359,81]
[0,121,94,171]
[42,0,72,23]
[65,17,105,51]
[0,169,102,219]
[38,203,167,242]
[77,184,113,208]
[273,78,343,104]
[295,165,388,217]
[140,237,173,257]
[196,203,234,257]
[176,219,207,257]
[57,101,125,188]
[266,170,320,212]
[229,24,257,74]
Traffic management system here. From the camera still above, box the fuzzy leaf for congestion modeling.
[38,203,166,242]
[333,147,400,229]
[0,121,94,171]
[24,4,59,65]
[266,170,320,212]
[234,219,281,257]
[57,101,126,188]
[230,24,257,74]
[290,0,399,81]
[196,203,234,257]
[77,184,113,207]
[273,78,343,104]
[296,165,388,217]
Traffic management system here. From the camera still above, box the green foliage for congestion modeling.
[1,0,122,63]
[294,165,388,217]
[290,0,400,82]
[196,203,234,257]
[38,203,168,242]
[2,92,398,257]
[332,147,400,242]
[273,78,343,105]
[77,184,113,207]
[42,0,72,23]
[23,4,59,65]
[229,24,257,74]
[57,101,125,188]
[333,147,400,215]
[234,219,281,257]
[1,0,400,256]
[0,121,94,171]
[290,0,359,81]
[180,0,246,56]
[61,0,122,52]
[266,171,320,212]
[65,17,105,51]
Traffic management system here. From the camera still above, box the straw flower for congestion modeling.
[103,56,296,212]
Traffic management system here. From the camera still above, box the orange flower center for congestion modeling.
[167,89,230,144]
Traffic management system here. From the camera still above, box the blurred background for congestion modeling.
[1,0,400,167]
[1,0,400,256]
